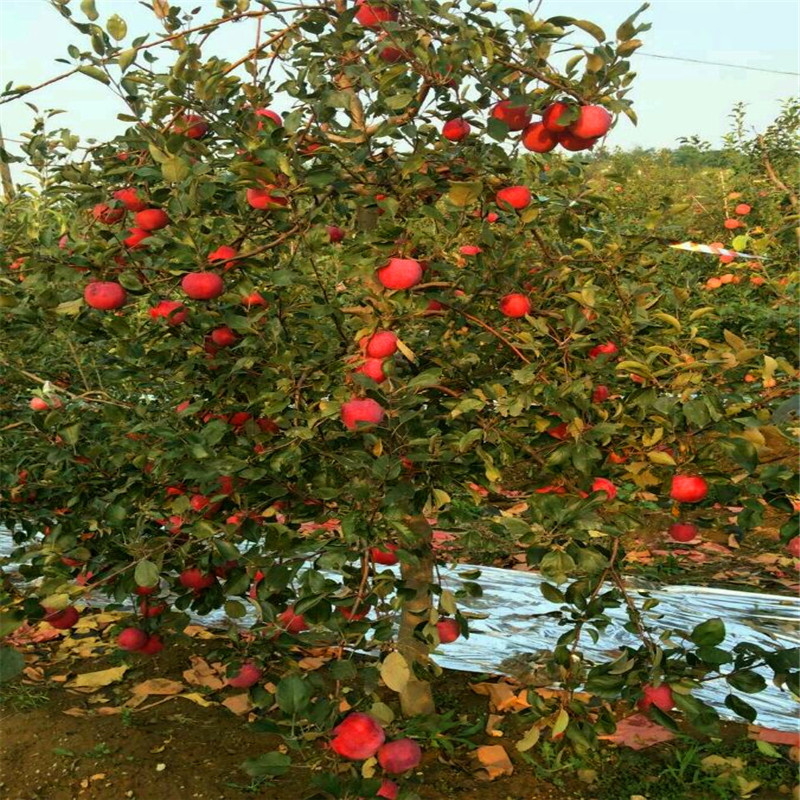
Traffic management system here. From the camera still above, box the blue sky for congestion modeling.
[0,0,797,162]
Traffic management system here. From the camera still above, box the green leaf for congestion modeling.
[724,693,757,723]
[448,181,483,207]
[78,65,110,85]
[0,646,24,683]
[691,618,725,647]
[385,92,414,110]
[275,675,311,715]
[380,651,411,692]
[134,559,160,587]
[107,14,127,40]
[241,752,291,778]
[59,423,81,446]
[726,670,766,694]
[118,48,137,71]
[573,19,606,42]
[162,157,190,183]
[80,0,99,21]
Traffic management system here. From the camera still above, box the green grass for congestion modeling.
[0,680,49,712]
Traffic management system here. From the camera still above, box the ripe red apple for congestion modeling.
[591,477,617,501]
[124,227,151,248]
[357,358,387,383]
[246,184,288,209]
[378,45,405,63]
[787,537,800,558]
[242,291,268,308]
[149,300,188,325]
[227,661,263,689]
[735,203,751,215]
[255,108,282,127]
[570,105,612,139]
[496,186,531,211]
[592,384,609,403]
[113,188,147,212]
[354,0,398,28]
[589,341,618,359]
[669,523,698,543]
[117,627,149,651]
[134,208,170,231]
[371,543,398,565]
[365,331,398,358]
[341,398,385,430]
[499,293,531,318]
[210,326,238,347]
[327,225,345,243]
[377,739,422,774]
[29,397,53,412]
[670,475,708,504]
[376,257,422,290]
[436,618,460,644]
[277,606,308,634]
[138,634,164,655]
[490,100,531,131]
[173,113,208,139]
[134,585,157,596]
[541,101,572,133]
[638,683,674,713]
[181,272,224,300]
[331,712,385,760]
[521,122,558,153]
[377,778,399,799]
[208,245,238,269]
[92,203,125,225]
[179,568,215,591]
[460,245,482,256]
[43,606,79,629]
[724,218,742,230]
[485,211,499,223]
[557,130,599,151]
[139,600,165,619]
[84,281,126,310]
[442,118,471,142]
[547,421,569,440]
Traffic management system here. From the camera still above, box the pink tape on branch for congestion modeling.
[670,241,766,260]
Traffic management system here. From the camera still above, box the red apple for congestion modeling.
[638,684,674,713]
[496,186,531,210]
[735,203,751,215]
[124,227,151,248]
[377,779,399,799]
[113,188,147,212]
[557,130,599,151]
[541,101,572,133]
[277,606,308,634]
[459,245,481,256]
[570,105,612,139]
[173,114,208,139]
[442,118,471,142]
[84,281,126,310]
[92,203,125,224]
[210,326,238,347]
[724,218,742,230]
[589,341,618,359]
[377,739,422,774]
[490,99,531,131]
[29,397,52,412]
[521,122,558,153]
[354,0,398,28]
[135,585,158,596]
[255,108,282,127]
[371,543,398,565]
[379,45,405,63]
[670,475,708,504]
[547,421,569,440]
[179,568,215,591]
[226,661,263,689]
[43,606,79,629]
[327,225,345,243]
[591,477,617,501]
[138,634,164,655]
[242,291,268,309]
[246,184,288,209]
[592,384,609,403]
[139,600,166,617]
[331,712,385,760]
[485,211,499,223]
[134,208,170,231]
[208,245,238,270]
[436,618,460,644]
[668,523,698,543]
[341,398,385,430]
[365,331,398,358]
[181,272,224,300]
[117,627,149,651]
[376,257,422,290]
[149,300,188,325]
[499,293,531,318]
[357,358,387,383]
[787,537,800,558]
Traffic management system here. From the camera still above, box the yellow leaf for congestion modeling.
[653,312,681,331]
[70,666,128,688]
[361,756,378,779]
[723,329,746,352]
[642,427,663,447]
[516,724,541,752]
[648,451,676,466]
[380,651,411,692]
[552,708,569,737]
[131,678,184,696]
[689,306,715,321]
[179,693,216,708]
[395,337,416,363]
[447,180,483,207]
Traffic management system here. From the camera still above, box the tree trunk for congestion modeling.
[396,515,436,716]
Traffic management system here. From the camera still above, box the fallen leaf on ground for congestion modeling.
[599,714,676,750]
[131,678,184,696]
[471,745,514,780]
[182,656,225,690]
[222,693,254,716]
[624,550,653,564]
[96,707,121,715]
[62,707,90,717]
[471,681,530,713]
[748,726,800,747]
[699,542,732,555]
[183,624,219,639]
[23,666,45,682]
[298,656,328,671]
[179,692,217,707]
[485,714,504,736]
[68,665,128,689]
